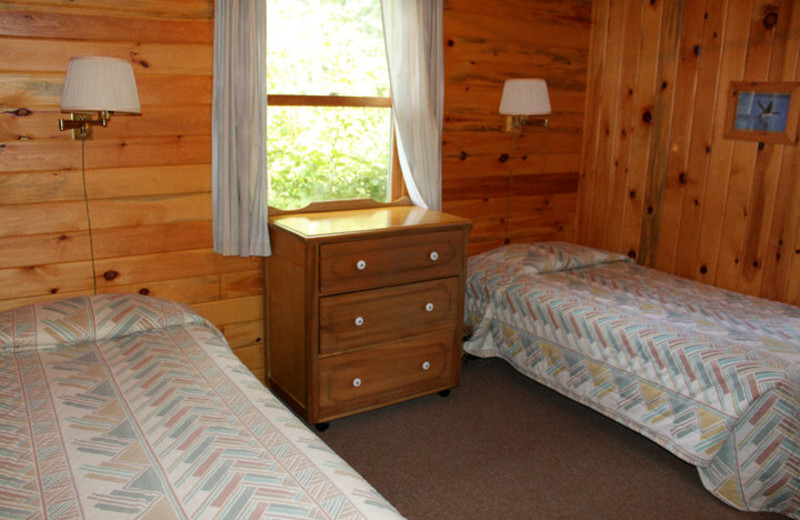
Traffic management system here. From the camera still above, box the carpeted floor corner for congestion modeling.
[317,356,787,520]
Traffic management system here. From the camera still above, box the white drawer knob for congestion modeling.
[356,259,366,270]
[425,302,434,312]
[352,378,362,387]
[421,361,431,371]
[430,251,439,261]
[354,316,364,327]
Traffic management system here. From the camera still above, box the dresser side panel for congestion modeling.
[267,228,309,412]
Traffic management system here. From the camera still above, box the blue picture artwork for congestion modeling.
[734,91,791,132]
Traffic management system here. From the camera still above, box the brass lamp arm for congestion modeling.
[505,114,549,133]
[59,111,111,141]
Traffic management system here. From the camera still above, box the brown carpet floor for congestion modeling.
[317,356,788,520]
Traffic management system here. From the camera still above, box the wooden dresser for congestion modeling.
[266,204,471,428]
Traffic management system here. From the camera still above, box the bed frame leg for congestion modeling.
[314,422,330,432]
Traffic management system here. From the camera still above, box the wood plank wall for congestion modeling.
[442,0,592,255]
[0,0,593,381]
[578,0,800,306]
[0,1,266,380]
[7,0,793,382]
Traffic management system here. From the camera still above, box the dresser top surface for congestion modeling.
[269,205,471,239]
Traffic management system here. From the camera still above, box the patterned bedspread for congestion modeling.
[0,294,404,520]
[464,242,800,518]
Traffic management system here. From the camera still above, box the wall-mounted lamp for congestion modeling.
[499,78,551,134]
[58,57,141,295]
[59,56,141,141]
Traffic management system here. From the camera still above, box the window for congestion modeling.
[267,0,397,210]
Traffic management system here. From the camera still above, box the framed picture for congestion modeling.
[724,81,800,144]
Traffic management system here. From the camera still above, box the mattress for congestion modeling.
[0,294,405,520]
[464,241,800,518]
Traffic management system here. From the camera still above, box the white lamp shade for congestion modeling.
[499,79,551,116]
[60,56,141,114]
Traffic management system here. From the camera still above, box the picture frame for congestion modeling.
[723,81,800,145]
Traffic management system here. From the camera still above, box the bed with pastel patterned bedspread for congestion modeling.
[0,294,405,520]
[463,241,800,518]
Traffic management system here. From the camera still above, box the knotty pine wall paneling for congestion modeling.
[0,2,266,380]
[578,0,800,306]
[442,0,592,255]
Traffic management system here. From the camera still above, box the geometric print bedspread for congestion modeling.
[0,294,405,520]
[464,242,800,518]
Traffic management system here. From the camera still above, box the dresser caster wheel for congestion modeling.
[314,422,330,432]
[438,389,451,397]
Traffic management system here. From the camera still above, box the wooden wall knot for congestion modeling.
[10,108,32,117]
[763,11,778,30]
[498,153,509,163]
[103,270,119,281]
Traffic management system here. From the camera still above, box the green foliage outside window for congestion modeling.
[267,106,391,209]
[267,0,392,210]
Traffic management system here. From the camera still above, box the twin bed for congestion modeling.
[0,294,404,520]
[463,241,800,519]
[5,241,800,519]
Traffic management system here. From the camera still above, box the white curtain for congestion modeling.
[381,0,444,210]
[211,0,271,256]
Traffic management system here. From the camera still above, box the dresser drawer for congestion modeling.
[318,333,455,419]
[319,230,464,294]
[319,277,459,355]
